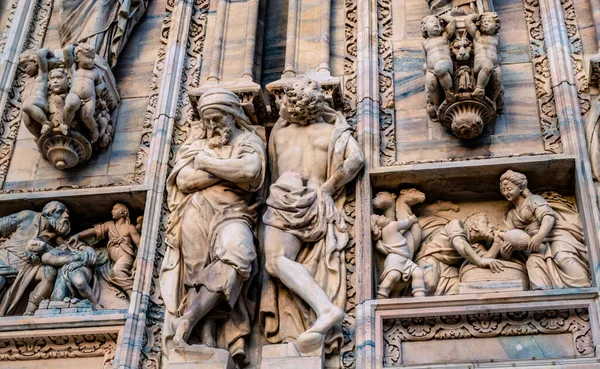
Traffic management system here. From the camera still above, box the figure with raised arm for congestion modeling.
[372,191,426,299]
[260,77,365,354]
[63,44,105,143]
[422,13,456,118]
[19,49,55,140]
[464,12,502,102]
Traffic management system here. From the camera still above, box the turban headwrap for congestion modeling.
[198,88,255,133]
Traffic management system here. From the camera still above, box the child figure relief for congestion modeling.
[372,192,426,298]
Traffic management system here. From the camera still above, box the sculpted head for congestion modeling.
[41,201,71,236]
[398,188,426,206]
[464,212,494,243]
[19,50,38,77]
[371,214,390,241]
[451,35,472,62]
[49,68,69,94]
[111,203,130,221]
[280,77,325,125]
[197,88,252,148]
[74,43,95,69]
[421,15,443,38]
[500,170,531,202]
[479,12,500,35]
[373,191,396,212]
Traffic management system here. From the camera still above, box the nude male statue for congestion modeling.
[261,77,365,353]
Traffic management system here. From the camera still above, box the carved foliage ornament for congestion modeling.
[383,309,594,366]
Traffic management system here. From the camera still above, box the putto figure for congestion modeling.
[19,49,55,140]
[372,192,426,299]
[260,77,365,354]
[63,43,105,143]
[422,14,456,119]
[161,88,266,366]
[465,12,502,103]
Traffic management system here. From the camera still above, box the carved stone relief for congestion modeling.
[57,0,149,69]
[259,77,364,358]
[523,0,562,153]
[377,0,396,166]
[18,45,119,170]
[160,88,266,367]
[0,331,119,366]
[383,308,593,367]
[373,170,590,299]
[421,10,504,139]
[0,201,141,317]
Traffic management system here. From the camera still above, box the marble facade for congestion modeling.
[0,0,600,368]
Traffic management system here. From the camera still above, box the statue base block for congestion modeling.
[165,345,235,369]
[260,343,323,369]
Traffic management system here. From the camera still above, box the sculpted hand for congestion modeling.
[408,214,418,224]
[317,186,336,220]
[479,258,504,273]
[193,151,214,171]
[528,234,544,253]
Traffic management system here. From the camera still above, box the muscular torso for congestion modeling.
[272,121,334,189]
[474,35,499,65]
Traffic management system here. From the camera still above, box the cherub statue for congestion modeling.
[19,49,54,140]
[47,67,70,136]
[372,192,426,299]
[63,43,105,143]
[465,12,502,101]
[422,13,457,118]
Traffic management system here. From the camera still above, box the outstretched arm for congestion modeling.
[464,14,479,37]
[452,237,504,272]
[41,250,82,267]
[320,137,365,195]
[393,216,417,232]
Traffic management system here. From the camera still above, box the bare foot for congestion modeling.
[473,88,485,98]
[41,124,51,135]
[172,316,191,350]
[296,331,324,354]
[90,129,99,144]
[59,124,69,136]
[305,306,345,336]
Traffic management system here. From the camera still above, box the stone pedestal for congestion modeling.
[260,343,324,369]
[164,346,235,369]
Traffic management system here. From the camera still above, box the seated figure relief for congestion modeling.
[0,201,141,316]
[373,171,591,299]
[160,88,266,367]
[19,46,117,170]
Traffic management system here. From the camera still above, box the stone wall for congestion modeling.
[0,0,599,368]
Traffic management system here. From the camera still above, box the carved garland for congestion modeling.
[561,0,590,116]
[0,0,19,55]
[523,0,562,153]
[0,0,54,188]
[339,0,358,368]
[0,333,118,368]
[138,0,209,367]
[377,0,396,166]
[383,308,594,367]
